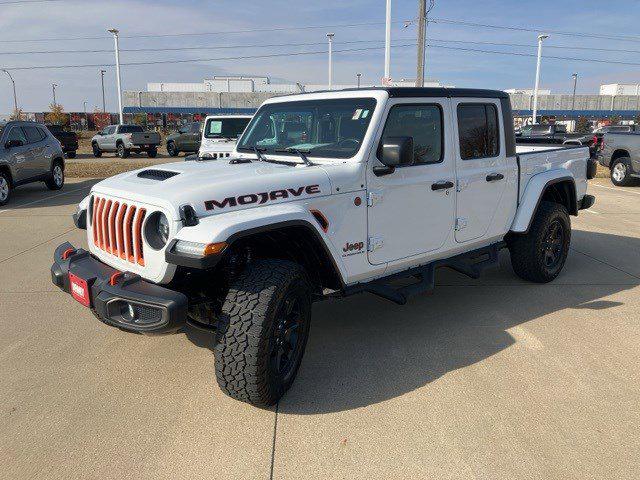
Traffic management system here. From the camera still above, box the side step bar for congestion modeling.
[343,242,504,305]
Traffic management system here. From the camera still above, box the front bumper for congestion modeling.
[51,242,188,334]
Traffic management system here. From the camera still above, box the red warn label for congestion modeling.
[69,272,91,307]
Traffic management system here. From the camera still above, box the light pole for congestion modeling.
[1,69,18,115]
[384,0,391,84]
[356,73,362,88]
[51,83,58,106]
[571,73,578,113]
[416,0,427,87]
[100,69,107,113]
[108,28,124,124]
[531,33,549,124]
[326,33,335,89]
[83,100,88,130]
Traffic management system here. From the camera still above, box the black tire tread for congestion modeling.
[509,201,570,283]
[214,259,310,407]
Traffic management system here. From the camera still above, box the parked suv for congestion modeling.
[166,122,202,157]
[91,124,161,158]
[0,121,65,206]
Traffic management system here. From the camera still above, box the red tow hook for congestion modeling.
[109,271,124,286]
[61,248,76,260]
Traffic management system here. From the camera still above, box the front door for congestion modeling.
[367,99,456,265]
[5,126,33,181]
[452,99,510,243]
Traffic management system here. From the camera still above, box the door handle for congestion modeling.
[431,180,454,191]
[486,173,504,182]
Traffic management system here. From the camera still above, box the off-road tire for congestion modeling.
[92,142,102,158]
[147,147,158,158]
[45,160,64,190]
[214,259,312,407]
[0,171,11,206]
[610,157,636,187]
[167,141,178,157]
[509,201,571,283]
[117,143,129,159]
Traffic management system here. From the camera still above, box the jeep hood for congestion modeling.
[91,160,333,219]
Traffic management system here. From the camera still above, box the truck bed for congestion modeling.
[131,131,161,146]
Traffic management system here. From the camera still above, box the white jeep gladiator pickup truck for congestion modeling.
[51,88,595,407]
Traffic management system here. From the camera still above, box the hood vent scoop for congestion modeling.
[137,169,180,181]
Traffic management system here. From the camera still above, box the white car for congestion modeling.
[196,115,252,160]
[52,87,595,407]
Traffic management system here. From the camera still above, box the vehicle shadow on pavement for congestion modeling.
[185,229,639,414]
[3,179,98,210]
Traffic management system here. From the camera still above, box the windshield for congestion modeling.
[237,98,377,159]
[530,125,552,135]
[120,125,144,134]
[204,117,251,139]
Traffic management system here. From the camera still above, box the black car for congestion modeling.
[166,122,202,157]
[45,124,78,158]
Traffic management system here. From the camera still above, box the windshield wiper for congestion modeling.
[252,146,296,166]
[274,148,315,166]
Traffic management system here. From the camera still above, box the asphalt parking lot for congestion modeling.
[1,177,639,480]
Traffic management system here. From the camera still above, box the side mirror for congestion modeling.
[5,139,23,149]
[374,136,414,176]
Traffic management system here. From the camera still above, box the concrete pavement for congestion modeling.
[0,178,639,479]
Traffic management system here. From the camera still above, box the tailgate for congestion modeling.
[131,132,161,145]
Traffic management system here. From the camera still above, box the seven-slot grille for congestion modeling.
[91,195,147,266]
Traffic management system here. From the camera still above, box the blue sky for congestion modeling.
[1,0,639,113]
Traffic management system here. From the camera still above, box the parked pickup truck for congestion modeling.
[196,114,252,160]
[91,124,160,158]
[45,124,78,158]
[597,131,640,186]
[51,88,595,407]
[517,124,596,155]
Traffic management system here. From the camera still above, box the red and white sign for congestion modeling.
[69,272,91,307]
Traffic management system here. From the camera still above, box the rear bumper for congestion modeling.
[51,242,188,334]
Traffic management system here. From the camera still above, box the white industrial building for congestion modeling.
[599,83,640,96]
[146,76,448,94]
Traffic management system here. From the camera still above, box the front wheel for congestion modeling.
[0,171,11,206]
[214,259,312,407]
[509,201,571,283]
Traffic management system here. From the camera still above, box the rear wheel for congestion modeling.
[509,201,571,283]
[147,147,158,158]
[117,143,129,159]
[45,160,65,190]
[65,151,77,159]
[610,157,636,187]
[0,171,11,206]
[214,259,312,407]
[167,141,178,157]
[92,142,102,158]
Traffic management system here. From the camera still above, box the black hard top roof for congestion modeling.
[301,87,509,99]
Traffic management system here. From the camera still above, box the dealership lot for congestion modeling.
[1,178,639,479]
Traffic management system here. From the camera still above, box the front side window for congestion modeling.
[7,127,27,144]
[205,117,250,139]
[379,104,443,165]
[457,104,500,160]
[237,98,377,159]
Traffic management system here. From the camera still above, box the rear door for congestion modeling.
[452,99,511,243]
[22,125,49,174]
[366,98,456,265]
[189,122,202,151]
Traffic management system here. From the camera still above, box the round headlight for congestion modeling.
[144,212,170,250]
[157,213,169,244]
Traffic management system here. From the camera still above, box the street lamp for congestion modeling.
[51,83,58,106]
[326,33,335,90]
[571,73,578,113]
[531,33,549,124]
[83,100,88,130]
[108,28,124,124]
[1,69,18,115]
[356,73,362,88]
[384,0,391,84]
[100,69,107,113]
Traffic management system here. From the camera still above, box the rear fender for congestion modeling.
[510,170,577,234]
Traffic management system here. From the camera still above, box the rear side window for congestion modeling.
[119,125,143,134]
[190,122,202,134]
[379,104,443,165]
[457,104,500,160]
[23,125,45,143]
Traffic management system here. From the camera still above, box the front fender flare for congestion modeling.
[510,170,576,234]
